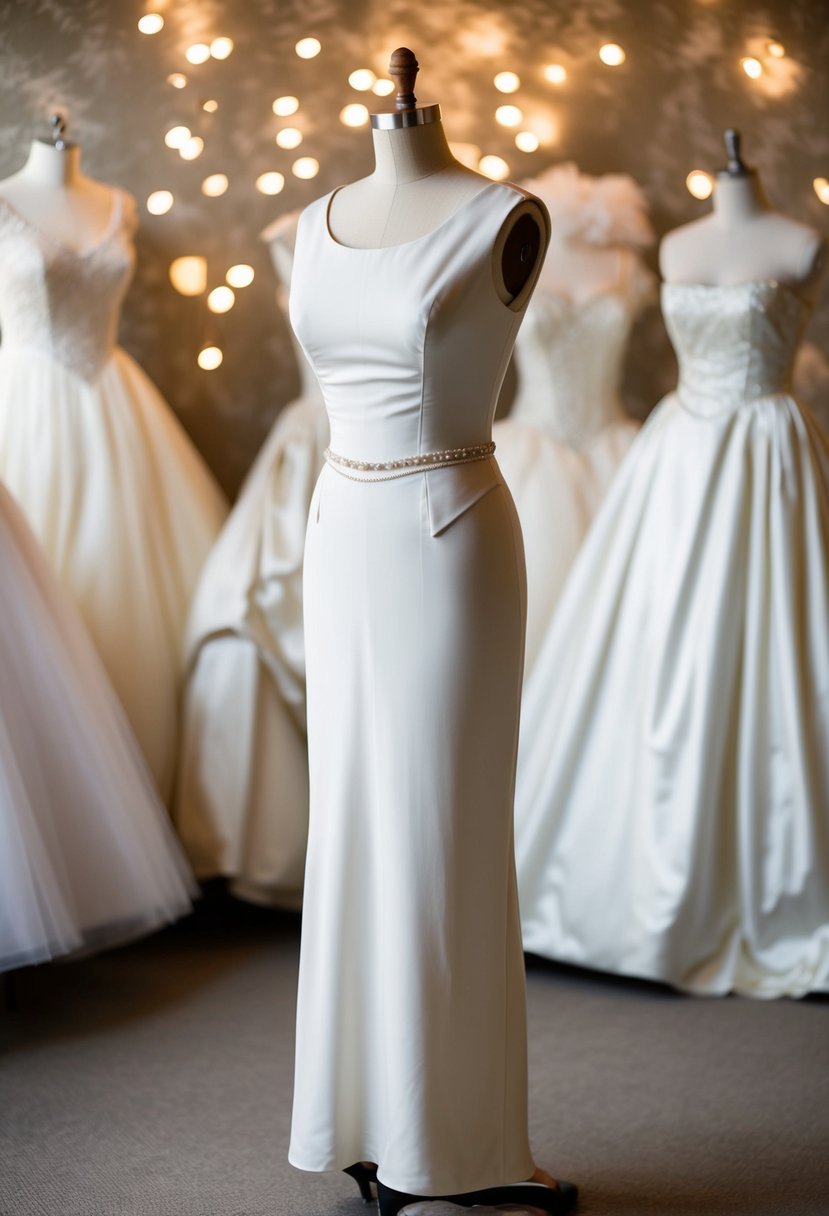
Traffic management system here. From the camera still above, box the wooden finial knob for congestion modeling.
[389,47,419,111]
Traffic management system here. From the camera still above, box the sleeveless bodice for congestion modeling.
[0,189,136,384]
[663,280,811,419]
[509,289,635,446]
[290,182,537,465]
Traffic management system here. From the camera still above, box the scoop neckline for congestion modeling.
[0,187,123,258]
[323,180,499,252]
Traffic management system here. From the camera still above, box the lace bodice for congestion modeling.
[664,280,811,419]
[0,188,136,384]
[508,283,642,447]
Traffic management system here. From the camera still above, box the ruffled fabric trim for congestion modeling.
[521,162,655,249]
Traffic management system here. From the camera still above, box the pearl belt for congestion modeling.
[324,441,496,482]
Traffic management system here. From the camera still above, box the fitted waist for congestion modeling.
[324,440,496,482]
[676,369,793,419]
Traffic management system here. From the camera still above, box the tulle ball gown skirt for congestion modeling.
[290,462,535,1194]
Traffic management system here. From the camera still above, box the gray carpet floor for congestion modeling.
[1,893,827,1216]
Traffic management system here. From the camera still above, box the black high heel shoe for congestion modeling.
[343,1162,378,1203]
[376,1176,578,1215]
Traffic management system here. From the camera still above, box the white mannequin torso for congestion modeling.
[0,139,115,253]
[660,172,825,297]
[327,116,548,307]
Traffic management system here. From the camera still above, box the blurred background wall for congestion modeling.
[0,0,827,495]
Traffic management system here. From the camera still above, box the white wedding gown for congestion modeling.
[0,481,194,973]
[514,279,829,998]
[175,213,328,904]
[0,188,228,800]
[289,181,546,1194]
[494,248,652,672]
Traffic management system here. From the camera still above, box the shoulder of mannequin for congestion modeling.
[658,216,710,277]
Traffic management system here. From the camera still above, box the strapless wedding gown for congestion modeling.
[176,214,328,904]
[0,189,228,800]
[494,257,651,674]
[289,182,545,1194]
[0,482,194,972]
[514,279,829,998]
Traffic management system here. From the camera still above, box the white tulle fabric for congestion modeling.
[0,482,194,973]
[288,182,542,1194]
[494,251,654,671]
[0,190,228,800]
[514,279,829,998]
[175,212,329,905]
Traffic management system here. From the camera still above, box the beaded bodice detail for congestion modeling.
[0,189,136,385]
[663,280,811,419]
[508,288,639,448]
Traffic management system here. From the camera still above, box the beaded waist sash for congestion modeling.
[324,441,496,482]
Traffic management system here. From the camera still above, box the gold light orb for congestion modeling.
[544,63,567,85]
[372,79,395,96]
[179,136,204,160]
[349,68,376,91]
[167,73,187,89]
[201,174,229,197]
[210,37,234,60]
[495,104,523,128]
[686,170,714,200]
[169,256,207,296]
[813,177,829,205]
[767,40,785,58]
[256,172,286,195]
[146,190,173,215]
[741,56,763,78]
[599,43,626,66]
[276,127,303,149]
[515,131,540,153]
[197,345,223,371]
[185,43,211,65]
[479,154,510,181]
[202,98,219,113]
[226,264,255,288]
[296,37,321,59]
[340,103,369,127]
[138,13,164,35]
[207,286,236,314]
[494,71,520,93]
[164,125,191,149]
[292,156,320,179]
[273,95,300,116]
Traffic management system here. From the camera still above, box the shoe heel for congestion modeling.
[344,1162,377,1203]
[376,1180,423,1215]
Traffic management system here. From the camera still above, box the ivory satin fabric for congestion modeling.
[515,280,829,998]
[494,252,652,675]
[288,182,547,1193]
[0,482,194,972]
[0,189,228,800]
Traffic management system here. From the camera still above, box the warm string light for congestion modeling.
[138,13,164,35]
[767,40,785,58]
[599,43,626,66]
[494,71,520,93]
[495,104,523,128]
[292,156,320,179]
[207,286,235,313]
[256,171,286,195]
[198,345,223,370]
[340,103,369,127]
[276,127,303,149]
[210,37,234,60]
[167,73,187,89]
[348,68,376,91]
[273,95,299,116]
[201,173,229,197]
[169,256,207,296]
[202,99,219,113]
[515,131,539,153]
[146,190,174,215]
[479,155,510,181]
[226,264,255,288]
[814,177,829,205]
[686,170,714,200]
[740,56,763,78]
[296,37,321,59]
[544,63,567,85]
[164,125,191,149]
[372,79,395,96]
[179,136,204,160]
[185,43,211,65]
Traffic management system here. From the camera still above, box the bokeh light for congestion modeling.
[495,105,523,127]
[256,172,286,195]
[372,79,395,96]
[169,256,207,296]
[292,156,320,179]
[167,73,187,89]
[210,37,234,60]
[198,345,223,370]
[544,63,567,85]
[479,155,510,180]
[273,95,300,116]
[686,170,714,200]
[138,13,164,35]
[741,57,763,78]
[515,131,540,153]
[164,125,191,149]
[349,69,376,91]
[202,99,219,113]
[201,174,229,197]
[813,177,829,205]
[599,43,626,66]
[340,103,369,127]
[296,37,321,59]
[226,264,255,288]
[146,190,173,215]
[179,136,204,160]
[494,71,520,93]
[276,127,303,149]
[185,43,211,65]
[207,286,236,314]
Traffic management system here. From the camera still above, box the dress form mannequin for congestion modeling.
[0,115,114,251]
[327,49,546,303]
[660,129,825,294]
